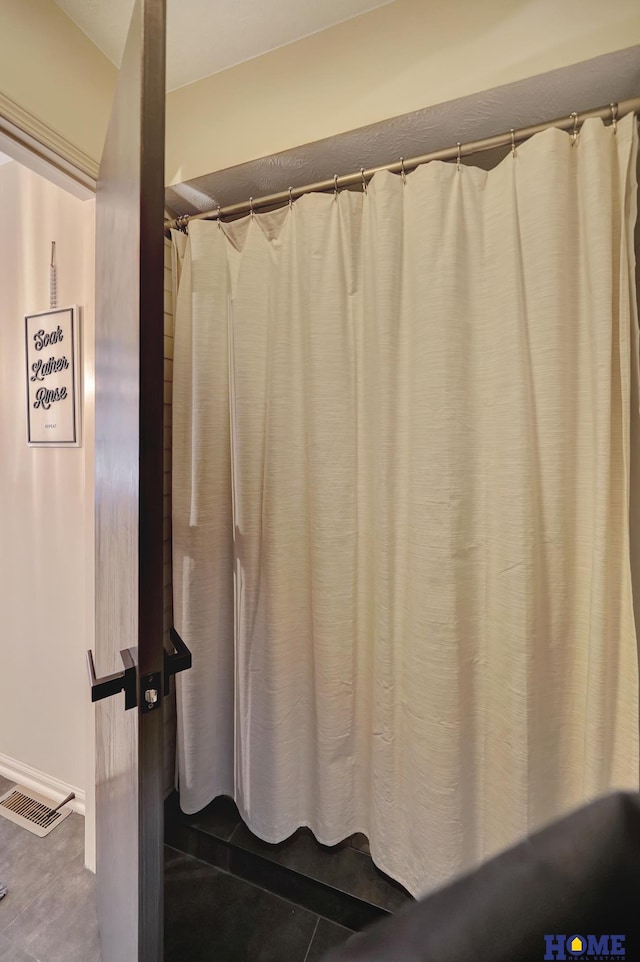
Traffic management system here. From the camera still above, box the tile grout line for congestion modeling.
[301,915,320,962]
[227,821,242,843]
[165,844,344,929]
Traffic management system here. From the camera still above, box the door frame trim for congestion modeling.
[0,93,98,195]
[0,100,98,877]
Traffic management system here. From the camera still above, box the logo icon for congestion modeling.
[543,934,626,960]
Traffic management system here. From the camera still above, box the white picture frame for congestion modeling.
[24,306,82,447]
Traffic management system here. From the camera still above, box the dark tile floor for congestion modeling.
[165,846,353,962]
[187,794,412,913]
[0,774,102,962]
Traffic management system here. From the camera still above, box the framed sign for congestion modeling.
[24,306,81,446]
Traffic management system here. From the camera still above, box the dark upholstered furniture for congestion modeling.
[323,792,640,962]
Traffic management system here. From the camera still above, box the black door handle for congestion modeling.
[86,648,138,710]
[87,629,191,707]
[163,627,192,696]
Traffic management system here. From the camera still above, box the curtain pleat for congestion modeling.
[172,114,639,897]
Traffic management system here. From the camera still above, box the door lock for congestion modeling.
[141,672,162,713]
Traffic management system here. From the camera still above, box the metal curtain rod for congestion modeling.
[165,97,640,232]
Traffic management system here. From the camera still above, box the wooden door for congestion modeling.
[93,0,166,959]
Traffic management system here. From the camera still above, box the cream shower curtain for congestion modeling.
[172,114,640,898]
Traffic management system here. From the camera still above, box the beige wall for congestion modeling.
[0,0,116,169]
[166,0,640,184]
[1,0,638,186]
[0,162,95,818]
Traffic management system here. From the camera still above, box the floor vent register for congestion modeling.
[0,786,73,838]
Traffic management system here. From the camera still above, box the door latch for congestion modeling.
[141,672,162,713]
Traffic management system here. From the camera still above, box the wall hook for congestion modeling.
[49,241,57,309]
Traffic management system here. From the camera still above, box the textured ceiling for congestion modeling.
[54,0,392,91]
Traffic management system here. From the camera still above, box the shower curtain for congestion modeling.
[172,114,640,898]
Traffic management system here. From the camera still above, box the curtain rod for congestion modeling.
[164,97,640,233]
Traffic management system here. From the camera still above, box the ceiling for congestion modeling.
[54,0,392,91]
[0,152,13,166]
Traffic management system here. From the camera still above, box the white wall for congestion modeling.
[0,161,95,852]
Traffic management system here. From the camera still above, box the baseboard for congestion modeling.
[0,753,85,816]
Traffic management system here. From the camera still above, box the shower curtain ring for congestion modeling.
[510,129,517,159]
[333,174,339,197]
[360,167,368,194]
[216,205,222,229]
[400,156,406,184]
[610,102,618,134]
[571,112,579,145]
[249,196,254,218]
[288,186,293,209]
[456,143,462,172]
